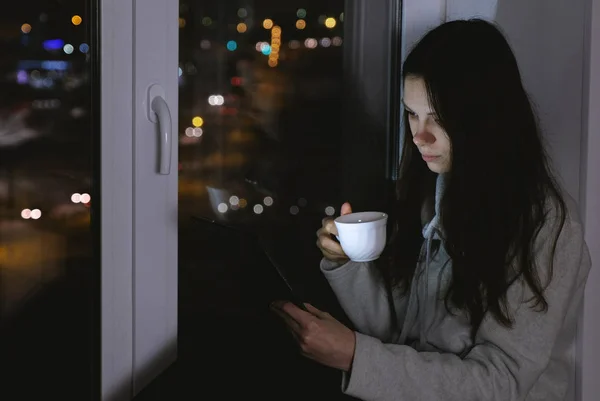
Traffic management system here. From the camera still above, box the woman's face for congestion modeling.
[403,76,452,173]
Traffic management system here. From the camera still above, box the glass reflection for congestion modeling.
[178,1,345,226]
[174,1,352,400]
[0,1,96,398]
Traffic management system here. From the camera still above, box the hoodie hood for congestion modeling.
[397,173,448,348]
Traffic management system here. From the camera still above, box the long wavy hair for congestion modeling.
[383,19,566,337]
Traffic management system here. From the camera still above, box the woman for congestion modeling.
[270,18,592,401]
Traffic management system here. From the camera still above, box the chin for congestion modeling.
[426,162,450,174]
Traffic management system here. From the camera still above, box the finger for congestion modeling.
[323,219,338,236]
[270,302,302,332]
[316,227,329,238]
[317,242,345,263]
[320,248,347,262]
[303,303,329,319]
[276,300,315,326]
[285,324,302,344]
[317,242,346,261]
[319,218,339,237]
[341,202,353,216]
[317,246,346,262]
[318,235,344,254]
[321,217,333,229]
[317,237,346,258]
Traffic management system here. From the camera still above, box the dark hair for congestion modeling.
[384,19,566,338]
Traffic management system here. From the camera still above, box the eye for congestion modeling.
[405,109,417,119]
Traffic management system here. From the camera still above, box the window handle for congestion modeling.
[147,84,172,175]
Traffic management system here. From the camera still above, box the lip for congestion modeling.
[422,155,440,162]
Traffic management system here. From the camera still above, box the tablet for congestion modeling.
[191,215,308,311]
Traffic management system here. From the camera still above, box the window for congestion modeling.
[0,1,99,398]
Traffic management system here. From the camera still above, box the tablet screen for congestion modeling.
[191,215,308,311]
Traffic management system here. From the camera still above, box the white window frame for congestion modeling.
[101,0,179,399]
[101,0,134,398]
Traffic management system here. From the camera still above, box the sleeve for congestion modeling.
[320,258,408,343]
[339,214,592,401]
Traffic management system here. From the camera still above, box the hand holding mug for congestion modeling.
[317,203,388,262]
[316,203,353,262]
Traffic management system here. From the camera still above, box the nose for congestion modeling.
[413,129,436,147]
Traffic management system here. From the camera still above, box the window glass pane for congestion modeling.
[0,1,98,398]
[178,1,346,221]
[175,1,358,399]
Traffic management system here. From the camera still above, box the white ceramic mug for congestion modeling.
[334,211,388,262]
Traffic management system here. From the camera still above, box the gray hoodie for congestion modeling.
[320,175,592,401]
